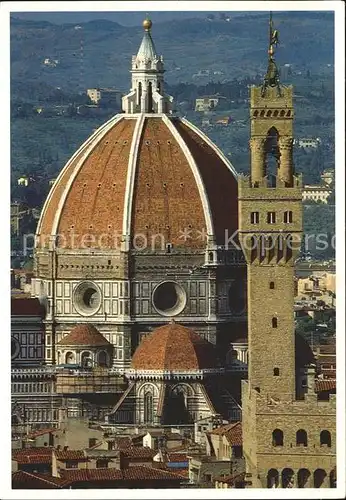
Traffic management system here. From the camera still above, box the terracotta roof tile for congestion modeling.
[120,446,156,459]
[122,466,185,481]
[13,447,53,457]
[166,453,188,463]
[131,322,217,371]
[57,324,110,346]
[12,471,70,489]
[13,454,53,465]
[60,466,184,483]
[224,422,242,446]
[55,450,87,460]
[13,447,53,464]
[315,379,336,392]
[131,118,206,249]
[39,117,135,249]
[37,115,239,251]
[209,421,242,446]
[115,436,132,449]
[172,119,238,244]
[61,468,122,482]
[319,344,336,355]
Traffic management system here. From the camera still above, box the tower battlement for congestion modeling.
[238,174,303,197]
[251,85,294,108]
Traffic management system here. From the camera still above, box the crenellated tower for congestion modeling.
[239,14,336,489]
[238,13,303,400]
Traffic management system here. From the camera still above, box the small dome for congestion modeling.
[57,324,110,347]
[131,322,217,371]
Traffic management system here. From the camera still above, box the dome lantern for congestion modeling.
[122,18,173,114]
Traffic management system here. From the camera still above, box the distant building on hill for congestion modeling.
[294,137,321,149]
[195,95,227,112]
[43,58,59,67]
[87,88,123,107]
[302,169,334,204]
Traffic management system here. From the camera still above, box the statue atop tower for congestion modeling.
[122,18,173,114]
[262,12,281,95]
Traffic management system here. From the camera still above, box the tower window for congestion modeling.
[166,243,172,254]
[320,430,331,447]
[284,211,293,223]
[272,317,278,328]
[269,281,275,289]
[273,367,280,376]
[272,429,283,446]
[267,212,276,224]
[296,429,308,447]
[250,211,260,224]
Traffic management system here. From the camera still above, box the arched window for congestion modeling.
[81,351,92,368]
[329,468,337,488]
[272,429,283,446]
[209,252,214,262]
[253,110,259,117]
[273,110,279,117]
[286,110,291,117]
[148,82,153,112]
[296,429,308,446]
[273,367,280,376]
[260,110,265,117]
[269,281,275,289]
[267,469,279,488]
[297,468,311,488]
[144,392,154,424]
[98,351,108,367]
[137,81,142,106]
[282,468,294,488]
[320,430,331,447]
[313,469,327,488]
[272,317,278,328]
[65,351,74,364]
[280,110,285,117]
[267,110,272,117]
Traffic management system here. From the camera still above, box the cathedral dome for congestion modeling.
[57,324,110,346]
[36,115,238,251]
[35,20,238,252]
[131,322,218,371]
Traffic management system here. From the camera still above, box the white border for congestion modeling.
[1,2,345,499]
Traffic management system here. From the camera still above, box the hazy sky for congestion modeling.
[11,11,245,26]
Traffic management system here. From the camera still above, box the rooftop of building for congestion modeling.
[208,421,242,446]
[57,324,111,347]
[131,321,218,371]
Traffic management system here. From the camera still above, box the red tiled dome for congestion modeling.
[36,115,238,250]
[131,322,217,371]
[57,324,110,346]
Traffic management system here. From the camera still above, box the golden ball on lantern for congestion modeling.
[143,18,152,31]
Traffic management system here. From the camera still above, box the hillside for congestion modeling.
[11,12,334,92]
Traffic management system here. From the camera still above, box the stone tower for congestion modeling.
[238,15,336,489]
